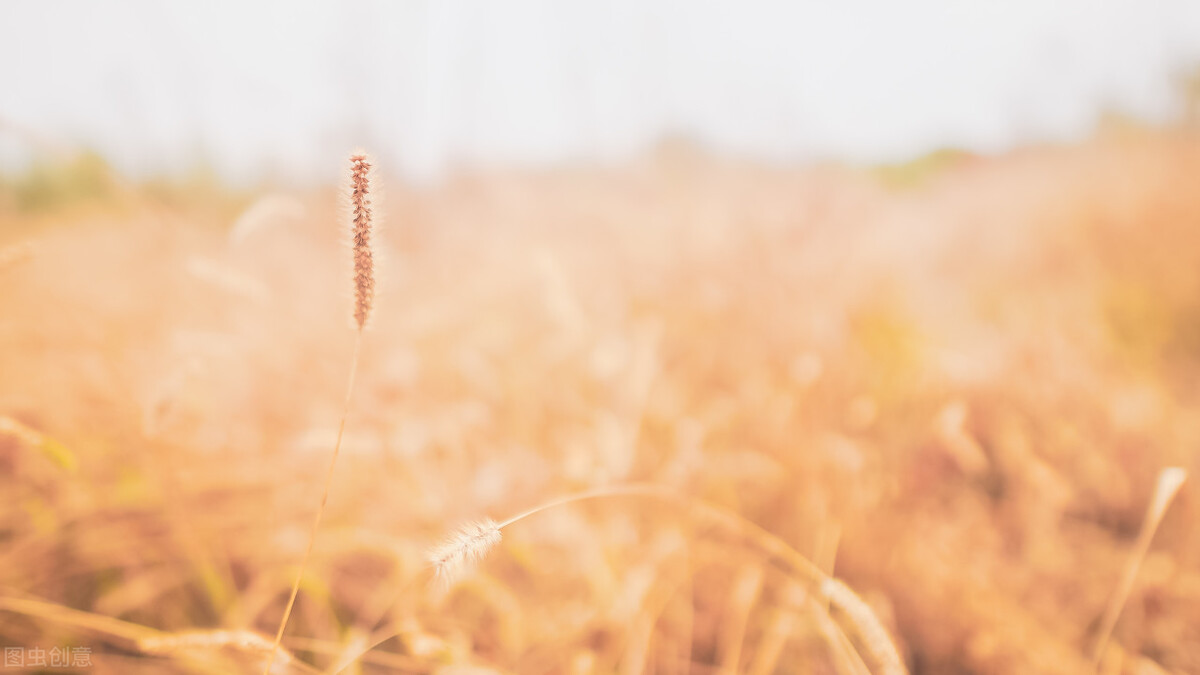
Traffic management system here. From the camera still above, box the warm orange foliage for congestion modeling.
[1,132,1199,674]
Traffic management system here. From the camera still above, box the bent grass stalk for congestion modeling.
[263,152,376,675]
[417,484,906,675]
[0,596,320,673]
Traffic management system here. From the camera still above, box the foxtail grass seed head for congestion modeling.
[349,152,375,330]
[428,519,502,583]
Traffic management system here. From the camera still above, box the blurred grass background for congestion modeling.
[2,123,1200,674]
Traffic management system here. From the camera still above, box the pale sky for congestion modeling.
[2,1,1199,184]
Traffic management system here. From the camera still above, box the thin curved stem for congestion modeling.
[497,485,902,673]
[495,483,670,529]
[492,484,898,673]
[494,484,826,586]
[264,331,363,675]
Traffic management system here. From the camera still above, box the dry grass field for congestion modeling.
[2,130,1199,674]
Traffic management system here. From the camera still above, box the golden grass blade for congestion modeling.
[1090,467,1188,670]
[0,595,163,644]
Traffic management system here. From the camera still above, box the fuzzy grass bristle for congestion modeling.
[349,152,375,331]
[428,519,502,583]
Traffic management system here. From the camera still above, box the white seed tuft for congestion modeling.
[428,519,502,583]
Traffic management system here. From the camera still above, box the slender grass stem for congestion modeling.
[264,331,363,675]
